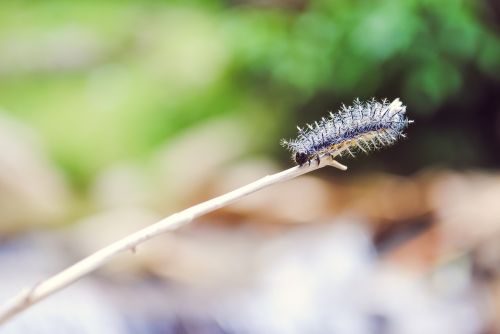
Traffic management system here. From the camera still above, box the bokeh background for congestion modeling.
[1,0,500,333]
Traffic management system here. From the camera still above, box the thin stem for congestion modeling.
[0,158,347,325]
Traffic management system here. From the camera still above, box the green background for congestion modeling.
[0,0,499,187]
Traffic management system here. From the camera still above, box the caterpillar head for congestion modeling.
[293,152,309,165]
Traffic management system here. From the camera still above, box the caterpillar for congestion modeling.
[281,98,413,166]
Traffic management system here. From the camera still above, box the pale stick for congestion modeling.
[0,158,347,325]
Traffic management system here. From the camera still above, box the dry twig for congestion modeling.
[0,158,347,325]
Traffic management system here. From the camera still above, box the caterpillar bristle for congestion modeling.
[281,98,413,166]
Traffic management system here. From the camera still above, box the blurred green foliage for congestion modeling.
[0,0,499,185]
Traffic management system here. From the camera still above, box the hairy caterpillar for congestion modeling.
[281,98,413,165]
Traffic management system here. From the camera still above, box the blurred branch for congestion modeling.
[0,158,347,325]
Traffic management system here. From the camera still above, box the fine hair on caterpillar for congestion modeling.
[281,98,413,166]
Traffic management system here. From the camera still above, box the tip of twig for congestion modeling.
[330,159,348,170]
